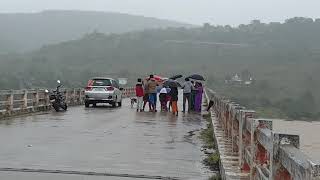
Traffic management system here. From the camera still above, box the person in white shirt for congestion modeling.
[159,87,168,111]
[181,78,194,112]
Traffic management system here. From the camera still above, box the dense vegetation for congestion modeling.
[0,17,320,120]
[0,10,192,53]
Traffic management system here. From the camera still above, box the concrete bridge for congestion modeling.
[205,89,320,180]
[0,88,319,180]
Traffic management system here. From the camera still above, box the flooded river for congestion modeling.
[273,119,320,163]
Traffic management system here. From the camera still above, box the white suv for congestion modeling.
[84,77,123,107]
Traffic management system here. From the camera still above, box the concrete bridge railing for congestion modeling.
[205,88,320,180]
[0,87,135,119]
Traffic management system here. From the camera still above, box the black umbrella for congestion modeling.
[187,74,205,81]
[163,79,181,87]
[169,75,183,80]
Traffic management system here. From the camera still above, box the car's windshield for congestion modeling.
[89,79,112,86]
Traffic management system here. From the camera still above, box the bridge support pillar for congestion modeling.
[254,119,273,180]
[239,110,255,172]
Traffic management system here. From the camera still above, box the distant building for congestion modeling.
[118,78,128,85]
[225,73,254,86]
[225,73,242,85]
[244,77,253,85]
[232,74,242,82]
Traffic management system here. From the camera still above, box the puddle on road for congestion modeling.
[143,133,160,137]
[183,130,200,146]
[135,121,157,126]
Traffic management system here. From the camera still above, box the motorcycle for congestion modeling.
[46,80,68,112]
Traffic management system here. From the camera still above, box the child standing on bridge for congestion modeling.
[159,87,168,112]
[135,78,144,112]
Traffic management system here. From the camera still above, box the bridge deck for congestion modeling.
[0,98,210,179]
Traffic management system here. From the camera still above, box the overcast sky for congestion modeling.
[0,0,320,25]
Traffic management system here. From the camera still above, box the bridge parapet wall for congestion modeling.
[205,88,320,180]
[0,87,134,119]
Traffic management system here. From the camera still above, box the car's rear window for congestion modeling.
[88,79,112,86]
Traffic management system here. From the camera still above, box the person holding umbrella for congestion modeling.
[186,74,205,112]
[163,79,180,112]
[147,75,159,112]
[169,86,179,116]
[169,74,183,80]
[181,78,194,113]
[194,82,204,112]
[187,74,205,81]
[190,81,196,111]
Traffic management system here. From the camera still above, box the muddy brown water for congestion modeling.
[273,119,320,163]
[0,98,212,179]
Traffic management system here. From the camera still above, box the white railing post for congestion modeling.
[65,90,69,104]
[73,89,76,105]
[45,90,50,108]
[23,89,28,110]
[35,89,39,108]
[7,90,14,115]
[239,110,244,167]
[78,89,82,104]
[32,89,39,112]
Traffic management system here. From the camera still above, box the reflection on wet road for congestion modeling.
[0,99,210,179]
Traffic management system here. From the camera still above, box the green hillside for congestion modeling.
[0,10,193,53]
[1,17,320,120]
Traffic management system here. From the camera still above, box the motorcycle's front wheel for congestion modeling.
[52,102,60,112]
[62,104,68,111]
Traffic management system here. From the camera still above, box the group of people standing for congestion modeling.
[182,78,204,113]
[135,75,203,116]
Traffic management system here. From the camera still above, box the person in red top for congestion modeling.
[135,78,144,112]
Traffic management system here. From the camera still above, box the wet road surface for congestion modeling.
[0,98,210,179]
[0,171,151,180]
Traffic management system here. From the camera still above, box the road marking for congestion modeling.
[0,168,180,179]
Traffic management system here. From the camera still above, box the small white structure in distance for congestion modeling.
[118,78,128,85]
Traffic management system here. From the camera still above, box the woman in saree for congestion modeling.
[194,82,203,112]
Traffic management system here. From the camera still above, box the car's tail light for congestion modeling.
[87,80,94,87]
[105,87,114,91]
[85,87,93,91]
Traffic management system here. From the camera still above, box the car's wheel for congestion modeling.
[85,101,90,108]
[118,100,122,107]
[111,101,116,108]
